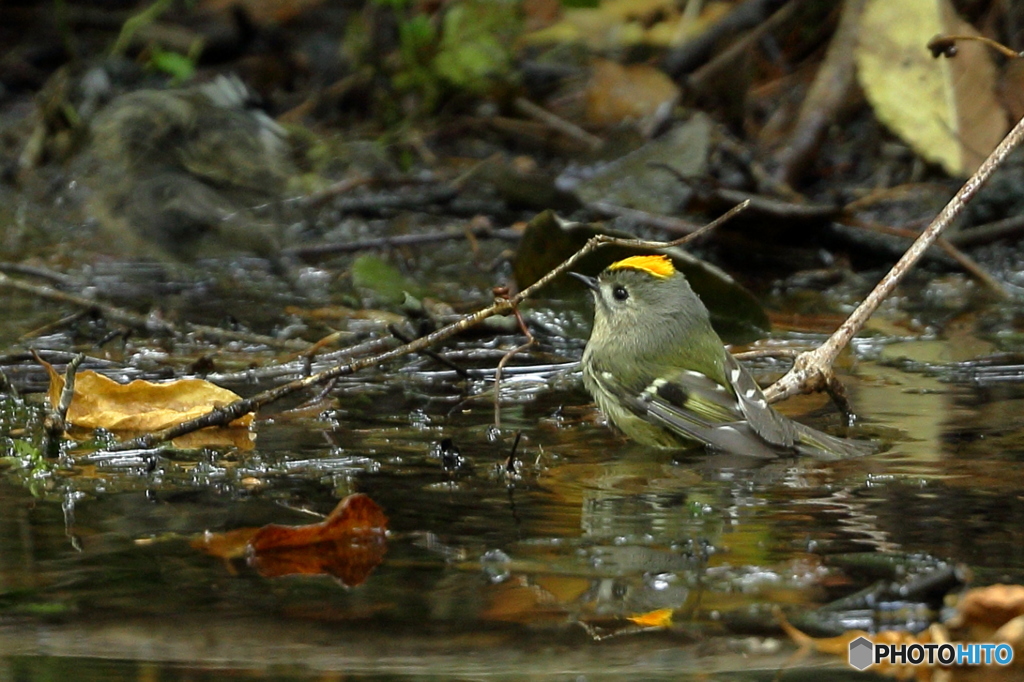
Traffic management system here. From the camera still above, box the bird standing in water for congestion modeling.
[574,254,870,459]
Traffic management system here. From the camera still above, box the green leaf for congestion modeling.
[109,0,174,57]
[434,1,515,92]
[11,439,40,460]
[351,254,423,305]
[148,48,196,84]
[399,14,437,62]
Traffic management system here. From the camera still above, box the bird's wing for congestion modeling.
[720,352,797,449]
[588,364,783,458]
[720,353,873,459]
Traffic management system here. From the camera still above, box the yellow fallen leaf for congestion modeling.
[521,0,730,50]
[627,608,673,628]
[42,360,253,432]
[856,0,1008,176]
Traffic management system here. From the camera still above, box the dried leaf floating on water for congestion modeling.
[193,493,388,587]
[951,584,1024,630]
[41,358,254,436]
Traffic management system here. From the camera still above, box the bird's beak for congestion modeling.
[569,271,599,291]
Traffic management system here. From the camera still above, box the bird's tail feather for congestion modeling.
[792,422,874,460]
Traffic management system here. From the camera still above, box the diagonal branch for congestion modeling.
[764,112,1024,403]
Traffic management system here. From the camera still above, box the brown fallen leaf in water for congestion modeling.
[480,577,568,625]
[193,526,260,561]
[193,493,388,587]
[952,584,1024,630]
[949,584,1024,660]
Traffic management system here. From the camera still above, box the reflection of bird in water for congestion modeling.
[87,75,296,262]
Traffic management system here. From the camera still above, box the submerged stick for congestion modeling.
[0,271,310,351]
[285,227,520,259]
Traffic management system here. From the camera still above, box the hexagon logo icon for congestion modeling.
[849,636,874,670]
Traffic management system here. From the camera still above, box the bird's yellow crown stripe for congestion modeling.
[608,254,675,279]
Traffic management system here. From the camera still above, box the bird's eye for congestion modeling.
[612,285,629,301]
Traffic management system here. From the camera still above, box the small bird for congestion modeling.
[574,254,870,459]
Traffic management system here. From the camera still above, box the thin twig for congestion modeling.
[731,348,802,361]
[0,262,79,287]
[284,227,521,259]
[0,367,17,400]
[685,0,799,91]
[103,202,750,452]
[514,97,604,151]
[711,187,841,221]
[862,223,1008,297]
[388,324,471,379]
[948,214,1024,247]
[493,300,535,428]
[40,352,84,455]
[648,163,840,221]
[934,238,1008,297]
[18,309,91,342]
[927,34,1021,60]
[0,271,310,350]
[765,113,1024,403]
[888,225,1007,294]
[54,354,84,425]
[0,349,122,368]
[94,326,132,349]
[504,430,522,478]
[295,175,372,210]
[586,202,702,235]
